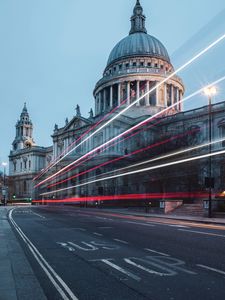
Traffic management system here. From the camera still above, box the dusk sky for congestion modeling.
[1,0,225,169]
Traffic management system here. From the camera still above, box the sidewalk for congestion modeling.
[97,208,225,226]
[0,207,46,300]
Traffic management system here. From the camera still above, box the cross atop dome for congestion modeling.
[129,0,147,35]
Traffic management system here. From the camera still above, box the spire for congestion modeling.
[129,0,147,35]
[22,102,27,113]
[20,102,29,119]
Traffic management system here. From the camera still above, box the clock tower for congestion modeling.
[12,103,36,151]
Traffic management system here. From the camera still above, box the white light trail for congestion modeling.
[35,74,225,188]
[86,137,225,179]
[36,34,225,181]
[40,148,225,196]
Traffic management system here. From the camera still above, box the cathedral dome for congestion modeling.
[107,32,170,67]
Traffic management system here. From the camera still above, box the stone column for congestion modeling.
[95,96,97,115]
[99,92,102,114]
[127,82,130,105]
[146,81,150,106]
[118,83,121,105]
[110,86,113,108]
[156,81,159,106]
[103,89,107,111]
[164,83,167,107]
[171,85,174,106]
[136,80,140,106]
[176,88,180,110]
[179,90,183,111]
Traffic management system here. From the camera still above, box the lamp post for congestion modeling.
[204,86,217,218]
[2,162,7,206]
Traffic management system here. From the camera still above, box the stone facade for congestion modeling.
[8,1,225,214]
[8,103,52,200]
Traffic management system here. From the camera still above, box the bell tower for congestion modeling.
[12,103,36,151]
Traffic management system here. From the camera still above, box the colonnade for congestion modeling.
[95,80,182,115]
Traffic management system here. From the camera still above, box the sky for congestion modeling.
[0,0,225,171]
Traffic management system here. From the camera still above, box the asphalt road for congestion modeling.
[9,206,225,300]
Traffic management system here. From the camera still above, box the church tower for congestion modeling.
[12,103,35,151]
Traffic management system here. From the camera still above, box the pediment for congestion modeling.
[63,116,92,132]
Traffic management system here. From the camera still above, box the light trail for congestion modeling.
[35,74,225,188]
[88,136,225,180]
[33,192,210,204]
[46,128,200,189]
[34,81,148,181]
[35,34,225,182]
[33,94,130,181]
[40,148,225,196]
[45,116,166,185]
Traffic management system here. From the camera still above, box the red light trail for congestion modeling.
[46,128,200,189]
[33,35,225,184]
[32,192,211,204]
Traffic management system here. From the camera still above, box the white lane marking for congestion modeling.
[113,239,129,245]
[31,211,46,219]
[197,264,225,275]
[125,221,155,227]
[9,209,78,300]
[169,225,189,228]
[93,232,103,236]
[145,248,170,257]
[178,229,225,238]
[93,259,141,281]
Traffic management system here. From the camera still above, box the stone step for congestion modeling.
[169,201,204,216]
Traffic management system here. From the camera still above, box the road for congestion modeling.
[9,206,225,300]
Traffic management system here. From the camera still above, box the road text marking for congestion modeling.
[92,258,141,281]
[145,248,170,257]
[113,238,128,244]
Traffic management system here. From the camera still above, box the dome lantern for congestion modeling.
[130,0,147,35]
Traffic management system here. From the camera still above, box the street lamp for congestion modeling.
[204,86,217,218]
[1,162,7,206]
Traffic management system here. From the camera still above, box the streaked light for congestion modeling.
[34,34,225,182]
[40,148,225,196]
[35,74,225,189]
[33,192,210,204]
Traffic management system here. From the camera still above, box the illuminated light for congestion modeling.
[35,74,225,189]
[40,148,225,196]
[34,34,225,182]
[33,192,210,204]
[47,128,200,189]
[204,86,217,97]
